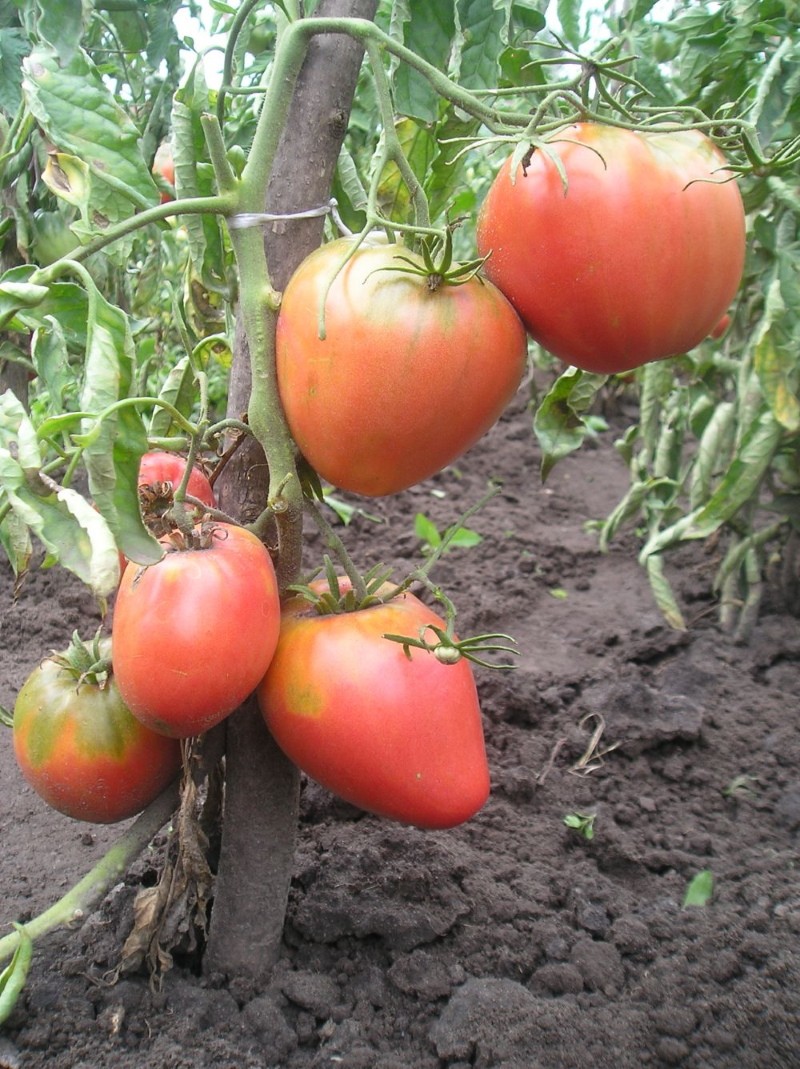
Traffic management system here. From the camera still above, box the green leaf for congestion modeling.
[689,400,735,509]
[0,27,29,117]
[333,146,369,232]
[414,512,442,548]
[754,329,800,433]
[31,316,73,409]
[35,0,86,64]
[78,283,162,568]
[0,265,50,319]
[533,366,608,480]
[0,390,120,594]
[645,554,686,631]
[377,118,436,222]
[640,409,783,559]
[0,497,33,576]
[425,107,481,223]
[683,869,714,908]
[148,356,198,439]
[683,409,783,540]
[444,524,483,550]
[510,2,547,35]
[21,46,159,237]
[457,0,506,91]
[172,61,227,293]
[394,0,457,122]
[557,0,582,47]
[14,280,90,350]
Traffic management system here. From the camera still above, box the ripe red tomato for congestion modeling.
[275,238,527,496]
[138,452,215,508]
[112,523,280,738]
[257,585,490,829]
[13,639,181,823]
[476,123,746,374]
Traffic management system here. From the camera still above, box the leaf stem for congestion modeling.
[0,782,179,966]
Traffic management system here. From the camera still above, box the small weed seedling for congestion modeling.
[722,774,758,799]
[414,513,483,556]
[683,869,714,908]
[563,811,597,841]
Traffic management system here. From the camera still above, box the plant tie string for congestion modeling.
[227,198,349,234]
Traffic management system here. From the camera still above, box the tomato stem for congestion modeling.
[0,781,180,968]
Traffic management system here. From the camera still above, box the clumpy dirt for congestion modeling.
[1,388,799,1069]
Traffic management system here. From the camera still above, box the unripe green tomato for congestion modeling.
[31,210,80,266]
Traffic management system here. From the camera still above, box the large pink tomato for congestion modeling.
[257,586,490,829]
[275,238,527,496]
[112,524,280,738]
[476,123,746,374]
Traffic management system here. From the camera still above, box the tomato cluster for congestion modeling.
[14,454,279,822]
[15,124,748,831]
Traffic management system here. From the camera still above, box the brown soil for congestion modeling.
[1,391,799,1069]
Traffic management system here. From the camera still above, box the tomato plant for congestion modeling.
[13,636,181,824]
[138,452,216,509]
[476,124,746,374]
[257,584,490,829]
[112,524,280,738]
[275,238,527,496]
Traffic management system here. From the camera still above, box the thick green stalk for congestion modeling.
[220,23,318,585]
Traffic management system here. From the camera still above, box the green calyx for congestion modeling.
[50,630,112,689]
[287,555,400,615]
[379,228,490,293]
[382,625,519,670]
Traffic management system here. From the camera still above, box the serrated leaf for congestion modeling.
[457,0,506,91]
[394,0,457,122]
[533,366,608,480]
